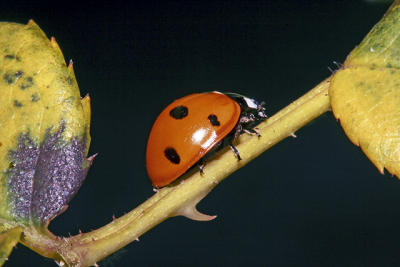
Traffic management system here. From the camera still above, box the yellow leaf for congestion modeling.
[0,20,93,263]
[0,21,91,225]
[0,227,22,266]
[330,0,400,176]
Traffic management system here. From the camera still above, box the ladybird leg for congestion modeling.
[243,128,261,137]
[230,144,242,161]
[199,158,205,175]
[233,123,243,139]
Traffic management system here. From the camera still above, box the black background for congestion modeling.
[1,0,399,266]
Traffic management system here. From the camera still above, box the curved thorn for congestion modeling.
[172,188,217,221]
[88,153,98,162]
[177,205,217,221]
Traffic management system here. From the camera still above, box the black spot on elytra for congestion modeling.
[208,114,220,126]
[31,93,40,102]
[169,106,188,119]
[164,147,180,164]
[4,70,23,84]
[14,100,22,107]
[20,76,34,90]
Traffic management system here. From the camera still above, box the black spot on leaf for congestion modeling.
[4,54,15,60]
[4,73,13,84]
[169,106,188,119]
[164,147,180,164]
[20,77,34,90]
[4,71,23,84]
[208,114,220,126]
[13,100,22,107]
[4,55,21,61]
[31,93,40,102]
[15,70,23,78]
[67,76,74,85]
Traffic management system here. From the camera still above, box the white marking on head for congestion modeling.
[243,96,258,109]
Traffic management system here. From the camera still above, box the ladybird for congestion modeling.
[146,91,267,187]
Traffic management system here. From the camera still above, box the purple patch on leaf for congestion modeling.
[7,134,38,219]
[7,123,92,223]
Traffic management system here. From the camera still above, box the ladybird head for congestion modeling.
[224,92,267,131]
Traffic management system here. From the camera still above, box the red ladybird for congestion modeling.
[146,91,267,187]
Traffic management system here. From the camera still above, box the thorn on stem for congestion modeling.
[172,188,217,221]
[88,153,98,161]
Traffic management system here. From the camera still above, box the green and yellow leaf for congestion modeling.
[0,227,22,265]
[330,0,400,176]
[0,20,92,263]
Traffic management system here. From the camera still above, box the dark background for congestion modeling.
[1,0,398,266]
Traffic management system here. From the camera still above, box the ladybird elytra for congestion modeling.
[146,92,241,187]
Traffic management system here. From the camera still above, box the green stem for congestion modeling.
[22,76,332,267]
